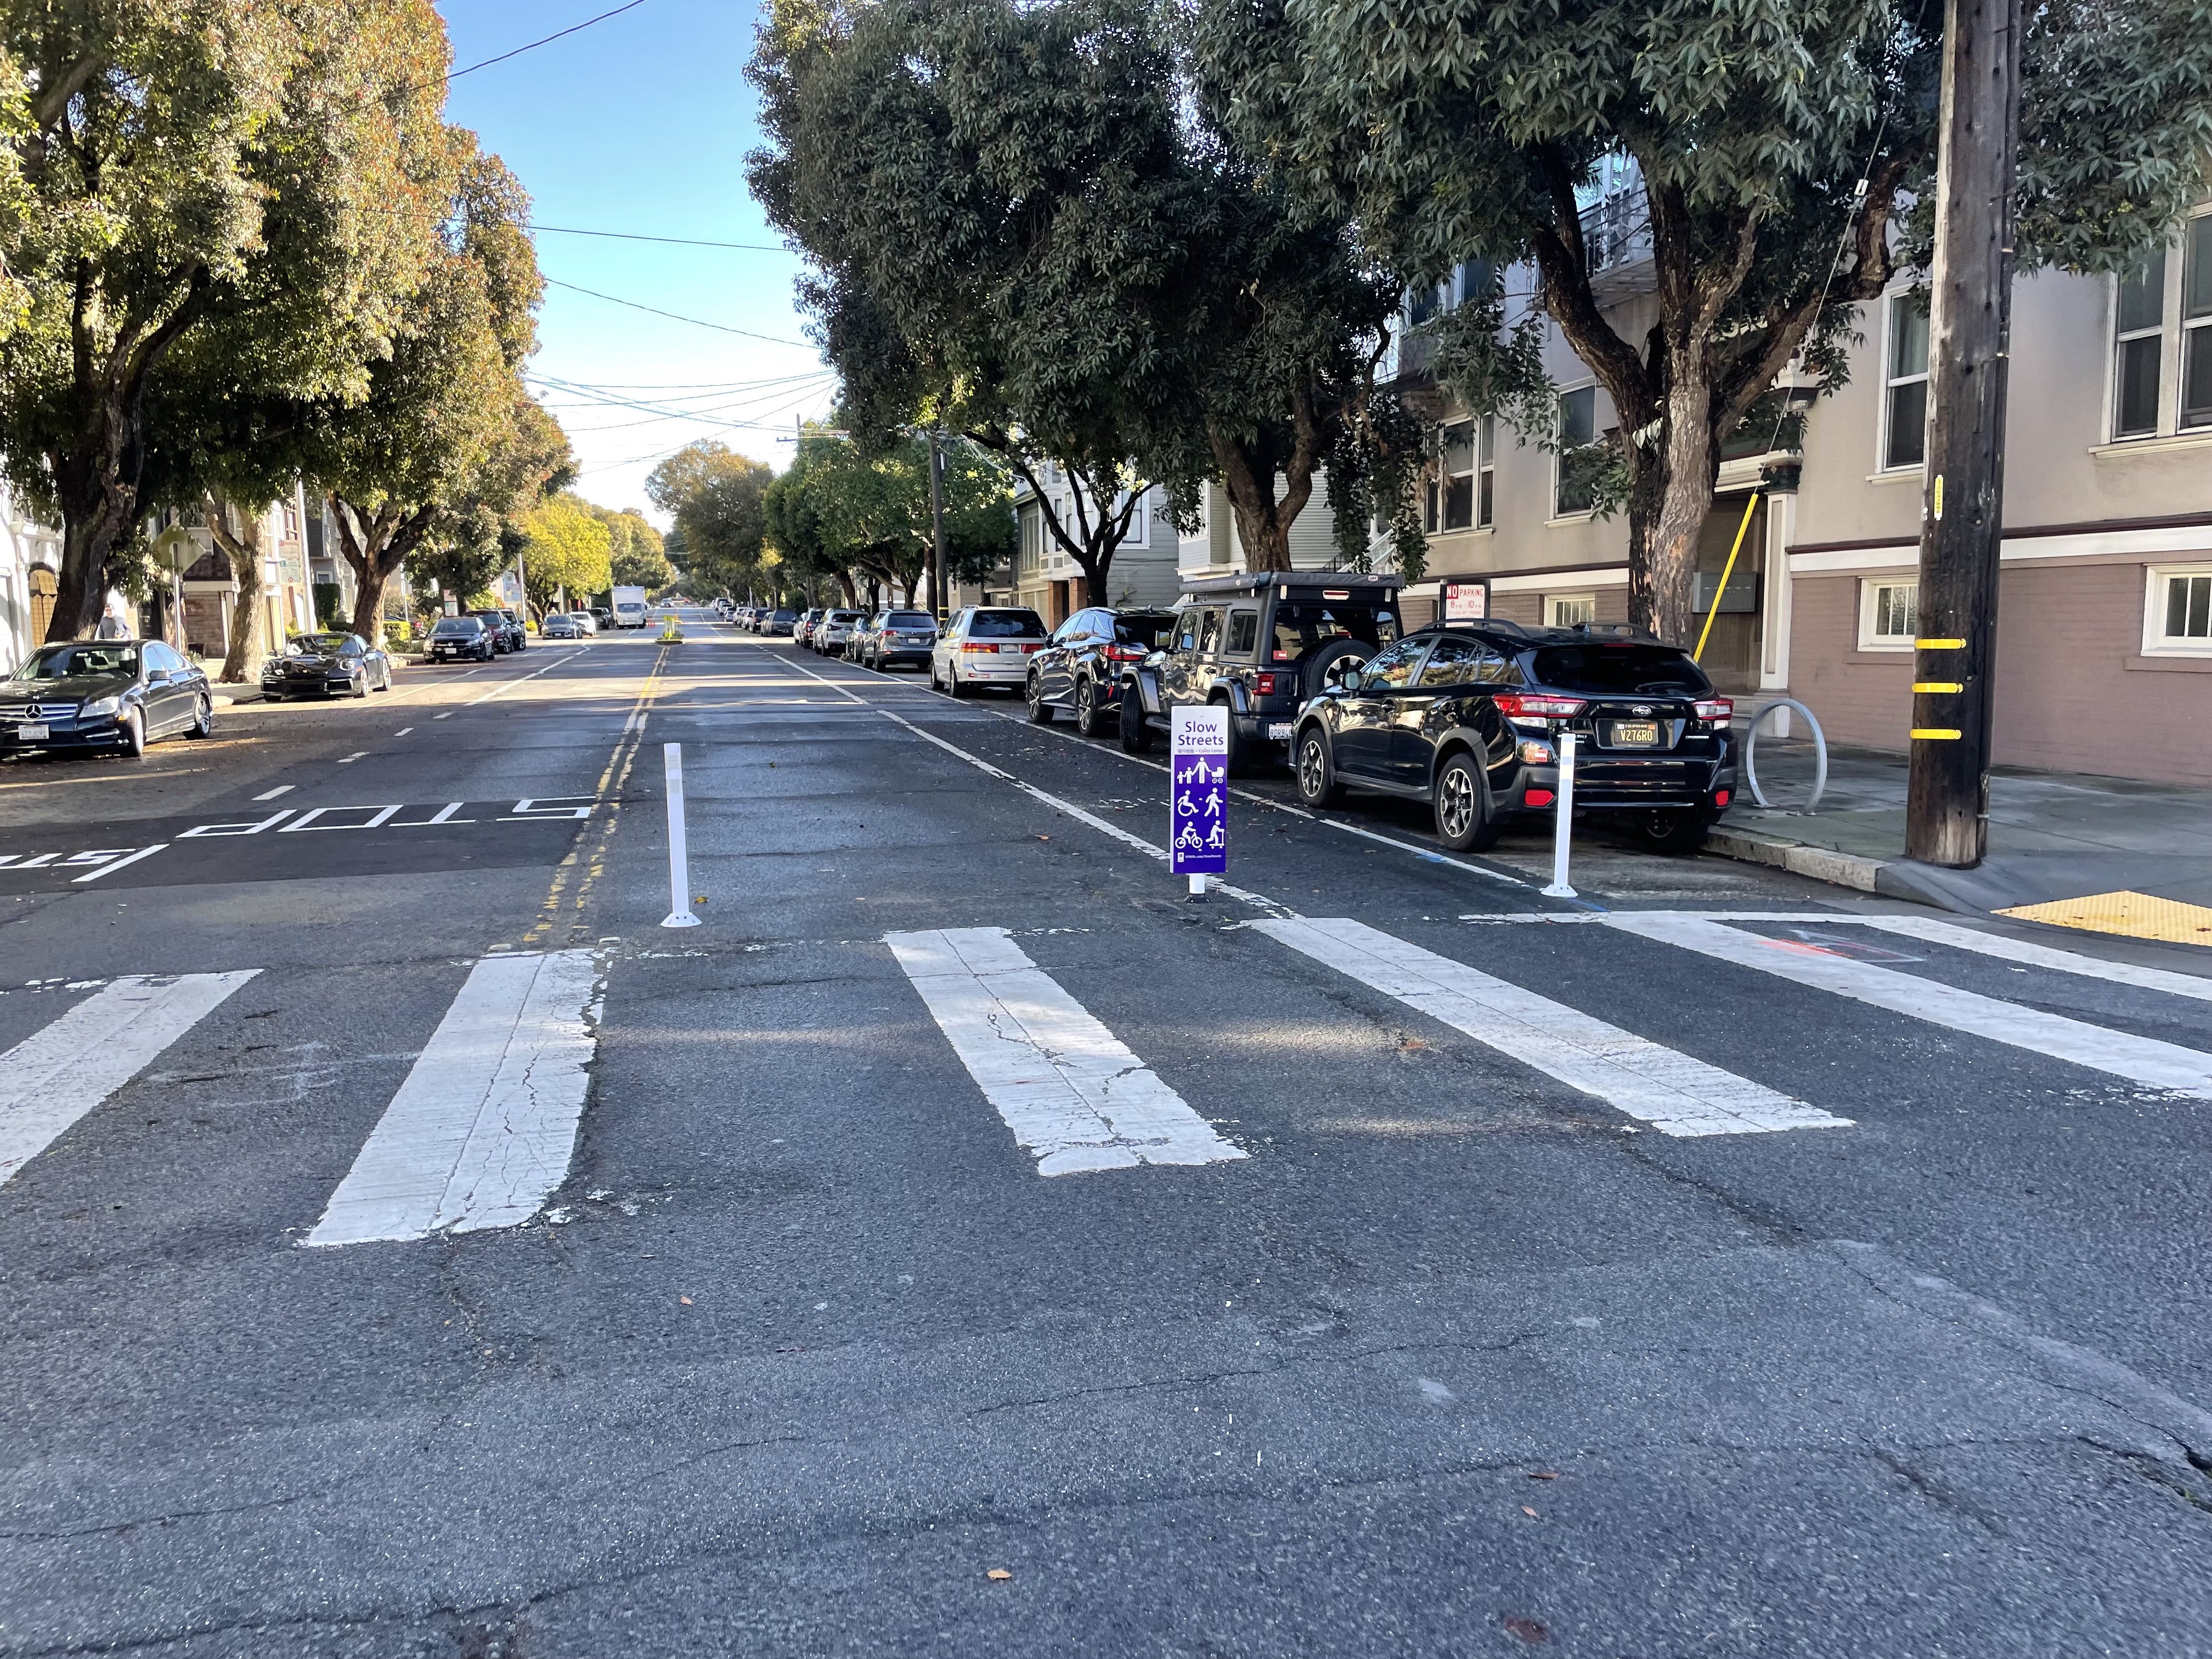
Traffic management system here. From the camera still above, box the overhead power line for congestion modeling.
[409,2,651,95]
[527,224,792,252]
[540,277,814,348]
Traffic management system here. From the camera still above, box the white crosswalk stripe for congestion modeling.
[1255,917,1849,1137]
[1606,912,2212,1097]
[884,927,1246,1175]
[0,973,259,1187]
[307,950,603,1246]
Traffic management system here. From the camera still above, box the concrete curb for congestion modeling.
[1705,826,1887,893]
[1704,826,1996,916]
[211,684,264,708]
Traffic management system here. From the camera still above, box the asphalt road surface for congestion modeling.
[4,610,2210,1658]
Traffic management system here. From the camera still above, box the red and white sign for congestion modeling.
[1442,581,1489,622]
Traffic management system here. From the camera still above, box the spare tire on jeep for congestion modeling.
[1301,636,1373,699]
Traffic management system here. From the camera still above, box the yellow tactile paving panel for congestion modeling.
[1996,890,2212,947]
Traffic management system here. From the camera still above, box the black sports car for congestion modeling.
[259,633,393,701]
[0,639,214,759]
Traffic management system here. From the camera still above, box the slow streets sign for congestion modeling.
[1169,704,1228,894]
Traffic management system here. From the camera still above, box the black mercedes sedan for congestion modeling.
[1290,621,1739,854]
[259,632,393,701]
[0,639,214,759]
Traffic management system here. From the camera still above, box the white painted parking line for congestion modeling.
[1256,917,1845,1137]
[253,786,294,802]
[1606,912,2212,1097]
[885,927,1246,1175]
[0,973,259,1187]
[306,950,602,1245]
[336,751,368,764]
[394,726,414,737]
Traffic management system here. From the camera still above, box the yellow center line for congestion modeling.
[519,644,673,949]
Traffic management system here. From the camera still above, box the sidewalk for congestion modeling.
[1707,741,2212,930]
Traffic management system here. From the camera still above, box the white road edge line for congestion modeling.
[0,973,259,1187]
[884,926,1246,1175]
[1256,917,1845,1137]
[306,950,602,1245]
[253,786,295,802]
[1605,912,2212,1097]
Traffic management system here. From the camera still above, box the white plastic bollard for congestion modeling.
[661,742,701,928]
[1541,730,1578,900]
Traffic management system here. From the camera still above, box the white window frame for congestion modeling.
[1552,384,1600,520]
[1878,291,1930,474]
[2109,249,2172,441]
[2142,563,2212,656]
[1857,575,1919,651]
[1545,592,1597,628]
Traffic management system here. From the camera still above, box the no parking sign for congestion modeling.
[1169,704,1229,884]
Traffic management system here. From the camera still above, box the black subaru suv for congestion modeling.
[1118,572,1405,769]
[1290,620,1739,854]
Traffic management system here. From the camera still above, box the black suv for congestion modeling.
[1026,606,1175,738]
[1118,573,1405,769]
[1291,620,1739,854]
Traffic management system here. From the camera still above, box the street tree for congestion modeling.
[519,495,613,616]
[0,0,453,640]
[318,143,543,637]
[1197,0,2212,642]
[592,506,672,592]
[407,392,575,615]
[645,441,774,597]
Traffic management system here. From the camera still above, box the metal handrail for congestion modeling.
[1742,697,1828,812]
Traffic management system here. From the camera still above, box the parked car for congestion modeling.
[591,607,613,630]
[428,616,498,662]
[0,639,213,759]
[859,609,938,671]
[816,609,866,654]
[466,610,518,653]
[260,631,392,700]
[498,608,529,650]
[929,606,1049,696]
[1290,620,1739,854]
[1025,606,1175,737]
[543,613,584,639]
[761,608,799,636]
[1118,572,1406,770]
[570,611,599,635]
[793,607,823,646]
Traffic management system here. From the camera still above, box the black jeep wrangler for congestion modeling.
[1117,572,1405,770]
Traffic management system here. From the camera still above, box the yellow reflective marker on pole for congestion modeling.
[1912,681,1964,694]
[1910,728,1963,740]
[1693,493,1759,665]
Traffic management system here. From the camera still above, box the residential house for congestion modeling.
[1172,478,1347,585]
[149,487,318,664]
[1,484,63,673]
[1012,467,1182,624]
[1391,168,2212,787]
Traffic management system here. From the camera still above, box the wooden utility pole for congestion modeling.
[1905,0,2022,867]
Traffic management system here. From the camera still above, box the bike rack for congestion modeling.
[1741,697,1829,812]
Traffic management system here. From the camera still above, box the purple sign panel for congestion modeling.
[1169,704,1229,877]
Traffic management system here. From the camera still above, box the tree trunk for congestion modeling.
[1629,370,1720,646]
[48,475,137,641]
[333,496,436,641]
[1208,423,1320,576]
[207,498,268,685]
[836,571,857,606]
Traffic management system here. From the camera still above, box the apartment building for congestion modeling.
[1393,180,2212,787]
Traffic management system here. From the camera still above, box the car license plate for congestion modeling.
[997,644,1022,653]
[1612,720,1661,747]
[1267,722,1293,740]
[14,723,48,741]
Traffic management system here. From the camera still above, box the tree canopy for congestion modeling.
[1196,0,2212,640]
[0,0,459,640]
[519,494,614,614]
[645,441,775,597]
[746,0,1408,599]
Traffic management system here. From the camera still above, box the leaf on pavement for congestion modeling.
[1521,1505,1539,1517]
[680,1296,693,1305]
[986,1568,1012,1581]
[1528,1470,1560,1480]
[1504,1616,1548,1644]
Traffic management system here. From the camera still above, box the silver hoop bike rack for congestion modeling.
[1741,697,1828,812]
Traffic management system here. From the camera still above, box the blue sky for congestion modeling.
[436,0,835,523]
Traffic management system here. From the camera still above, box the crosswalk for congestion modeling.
[0,913,2206,1239]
